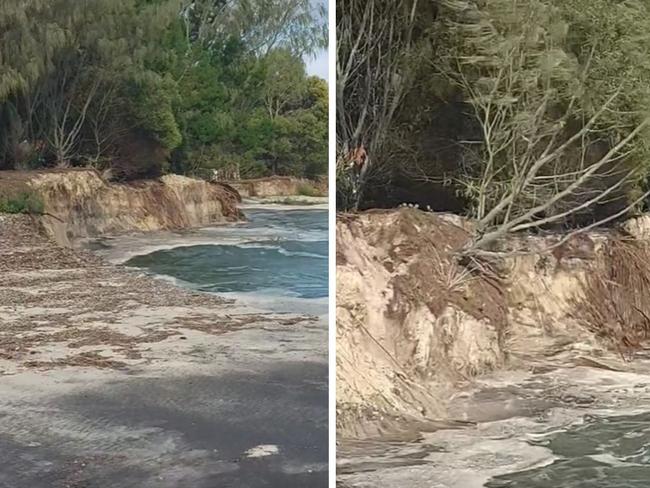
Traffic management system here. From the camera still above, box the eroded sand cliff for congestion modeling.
[337,208,650,439]
[226,176,326,198]
[0,169,241,246]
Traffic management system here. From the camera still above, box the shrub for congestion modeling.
[0,192,45,214]
[297,182,321,197]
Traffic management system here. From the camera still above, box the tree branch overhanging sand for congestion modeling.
[436,0,650,257]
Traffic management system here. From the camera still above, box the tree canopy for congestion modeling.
[337,0,650,233]
[0,0,328,181]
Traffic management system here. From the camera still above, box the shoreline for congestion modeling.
[0,213,324,372]
[338,357,650,487]
[74,202,328,319]
[82,199,328,265]
[0,213,328,486]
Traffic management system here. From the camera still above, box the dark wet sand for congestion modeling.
[0,362,327,488]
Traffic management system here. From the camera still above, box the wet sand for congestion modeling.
[1,362,327,488]
[0,215,327,487]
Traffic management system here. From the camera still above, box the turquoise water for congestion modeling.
[487,413,650,487]
[125,207,328,304]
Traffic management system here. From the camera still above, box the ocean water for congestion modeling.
[338,362,650,488]
[339,411,650,488]
[124,206,328,314]
[487,413,650,488]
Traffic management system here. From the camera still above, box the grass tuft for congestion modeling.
[0,191,45,214]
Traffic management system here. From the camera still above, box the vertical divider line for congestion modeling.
[328,0,337,485]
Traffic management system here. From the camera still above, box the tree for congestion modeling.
[183,0,327,57]
[336,0,420,209]
[438,0,650,256]
[169,39,326,179]
[299,77,329,177]
[0,0,180,173]
[125,71,182,151]
[262,49,308,119]
[0,0,328,181]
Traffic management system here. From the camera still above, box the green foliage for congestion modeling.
[0,0,328,181]
[342,0,650,222]
[262,49,308,118]
[126,72,182,150]
[0,192,44,214]
[441,0,650,222]
[553,0,650,182]
[185,0,327,56]
[171,43,327,179]
[296,182,321,197]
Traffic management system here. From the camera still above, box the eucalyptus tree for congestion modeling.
[262,49,308,119]
[435,0,650,256]
[0,0,180,170]
[181,0,327,56]
[336,0,421,210]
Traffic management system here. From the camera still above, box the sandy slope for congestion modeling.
[336,209,650,487]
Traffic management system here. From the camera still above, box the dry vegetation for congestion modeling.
[573,238,650,357]
[359,210,506,329]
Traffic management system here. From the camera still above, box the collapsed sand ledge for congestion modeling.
[224,176,328,198]
[337,208,650,439]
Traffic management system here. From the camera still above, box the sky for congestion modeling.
[305,49,329,80]
[304,0,328,81]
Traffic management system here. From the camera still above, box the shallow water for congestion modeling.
[123,206,328,313]
[338,364,650,488]
[487,412,650,487]
[339,412,650,488]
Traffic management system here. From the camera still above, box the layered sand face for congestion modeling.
[337,209,650,487]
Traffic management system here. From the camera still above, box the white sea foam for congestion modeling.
[87,205,326,264]
[277,247,327,260]
[87,205,328,317]
[240,200,328,211]
[244,444,280,458]
[339,361,650,487]
[217,290,328,316]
